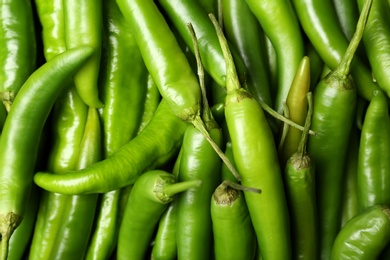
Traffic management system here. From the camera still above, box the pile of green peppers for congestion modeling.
[1,0,390,259]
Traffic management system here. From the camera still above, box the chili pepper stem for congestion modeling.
[191,116,241,182]
[296,92,313,157]
[221,180,262,194]
[332,0,373,78]
[0,212,21,260]
[278,102,290,151]
[163,180,202,198]
[208,13,315,136]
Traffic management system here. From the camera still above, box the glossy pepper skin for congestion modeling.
[306,1,372,258]
[291,0,379,101]
[85,0,149,257]
[211,15,291,260]
[222,0,272,108]
[116,0,201,122]
[211,182,257,260]
[0,47,93,260]
[357,0,390,98]
[0,0,37,111]
[357,90,390,210]
[7,185,39,260]
[34,99,189,194]
[64,0,104,108]
[176,125,223,260]
[117,170,201,260]
[331,205,390,259]
[158,0,227,88]
[28,86,89,260]
[245,0,305,114]
[151,148,182,260]
[32,108,100,260]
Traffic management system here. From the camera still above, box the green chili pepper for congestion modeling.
[37,107,100,259]
[284,92,318,260]
[151,200,178,260]
[34,99,189,194]
[35,0,66,62]
[117,170,202,260]
[222,0,272,108]
[197,0,217,15]
[331,205,390,260]
[28,86,89,260]
[306,1,372,259]
[332,0,368,63]
[116,0,200,121]
[245,0,305,114]
[0,46,93,260]
[333,0,360,39]
[158,0,227,88]
[64,0,104,108]
[357,0,390,99]
[211,14,291,259]
[306,42,325,88]
[280,56,311,166]
[86,0,150,257]
[176,24,223,259]
[291,0,378,101]
[175,122,223,259]
[7,185,40,260]
[357,89,390,210]
[99,0,149,157]
[137,74,161,134]
[340,125,360,228]
[0,0,37,111]
[150,147,182,260]
[116,0,238,178]
[211,181,257,260]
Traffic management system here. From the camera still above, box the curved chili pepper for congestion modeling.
[306,1,372,259]
[158,0,228,88]
[117,170,202,260]
[28,86,89,260]
[64,0,104,108]
[116,0,237,177]
[331,205,390,259]
[116,0,200,121]
[211,181,257,260]
[0,46,93,259]
[245,0,305,114]
[211,14,291,259]
[291,0,378,101]
[357,0,390,98]
[357,89,390,210]
[0,0,37,111]
[34,99,189,194]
